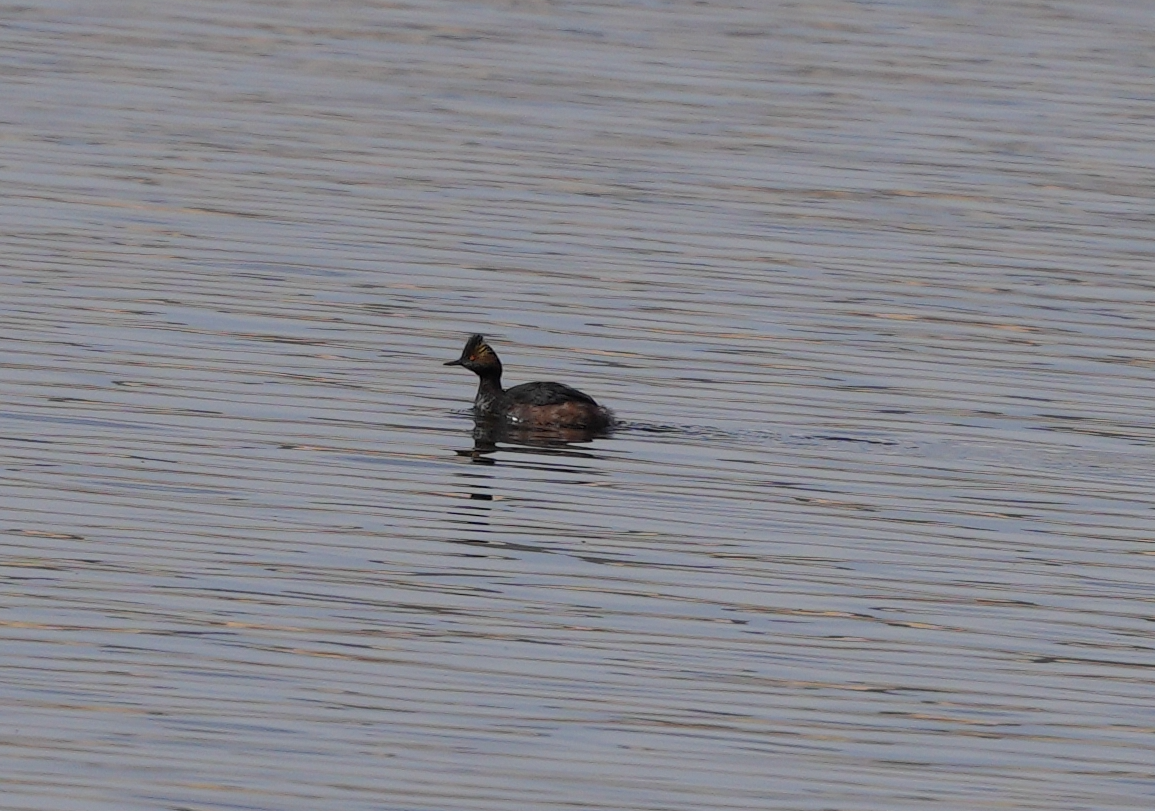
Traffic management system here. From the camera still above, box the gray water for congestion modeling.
[3,1,1155,809]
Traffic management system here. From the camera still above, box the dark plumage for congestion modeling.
[445,334,613,430]
[505,381,598,407]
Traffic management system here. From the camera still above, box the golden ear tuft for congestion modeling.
[469,342,491,359]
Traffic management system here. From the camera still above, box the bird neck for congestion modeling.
[473,368,505,409]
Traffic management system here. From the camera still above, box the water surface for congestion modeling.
[2,1,1155,809]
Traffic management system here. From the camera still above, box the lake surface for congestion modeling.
[3,1,1154,809]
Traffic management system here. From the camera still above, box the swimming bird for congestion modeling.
[445,334,613,430]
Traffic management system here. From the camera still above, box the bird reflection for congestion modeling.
[445,416,614,545]
[455,416,613,463]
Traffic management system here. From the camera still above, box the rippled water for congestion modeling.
[3,1,1155,809]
